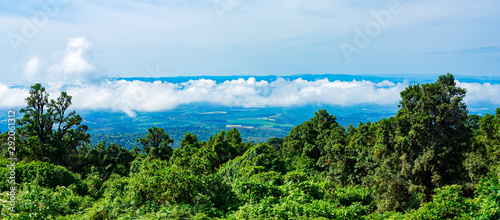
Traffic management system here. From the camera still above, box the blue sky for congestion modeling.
[0,0,500,115]
[1,0,499,82]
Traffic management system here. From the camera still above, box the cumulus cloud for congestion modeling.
[22,37,101,83]
[48,37,96,80]
[23,56,41,80]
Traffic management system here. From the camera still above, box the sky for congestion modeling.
[1,0,499,81]
[0,0,499,115]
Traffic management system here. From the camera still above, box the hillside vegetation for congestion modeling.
[1,73,500,219]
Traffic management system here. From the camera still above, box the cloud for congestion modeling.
[21,37,103,83]
[48,37,96,78]
[0,83,29,108]
[456,81,500,105]
[2,78,500,117]
[429,47,500,55]
[65,77,408,117]
[23,56,41,79]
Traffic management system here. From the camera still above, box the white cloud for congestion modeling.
[0,83,29,108]
[48,37,95,77]
[2,78,499,117]
[456,81,500,105]
[20,37,102,84]
[61,78,500,117]
[62,77,408,117]
[23,56,41,80]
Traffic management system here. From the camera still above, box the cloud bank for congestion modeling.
[66,78,407,117]
[1,78,499,117]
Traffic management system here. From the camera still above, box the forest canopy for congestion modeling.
[1,73,500,219]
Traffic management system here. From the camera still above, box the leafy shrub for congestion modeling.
[233,177,281,204]
[472,174,500,219]
[406,185,477,220]
[133,160,208,206]
[131,160,237,217]
[74,174,140,219]
[332,185,373,207]
[0,159,83,192]
[137,205,210,220]
[0,183,93,219]
[219,144,287,185]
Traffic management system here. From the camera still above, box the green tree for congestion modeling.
[326,121,378,186]
[205,128,242,170]
[17,83,90,169]
[282,109,346,171]
[371,73,473,211]
[136,126,174,160]
[170,129,245,175]
[78,141,135,179]
[180,132,199,151]
[470,108,500,177]
[266,137,284,152]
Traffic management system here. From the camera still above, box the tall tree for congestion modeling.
[371,73,473,211]
[17,83,90,168]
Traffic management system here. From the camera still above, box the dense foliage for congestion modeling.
[1,74,500,219]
